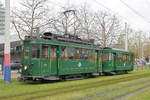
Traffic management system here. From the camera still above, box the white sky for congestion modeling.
[1,0,150,33]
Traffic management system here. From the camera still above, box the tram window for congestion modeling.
[99,52,102,63]
[126,54,130,61]
[84,49,89,60]
[42,45,49,59]
[109,53,111,61]
[122,54,126,61]
[51,46,56,59]
[126,55,131,61]
[103,53,108,62]
[31,45,40,59]
[129,55,131,61]
[95,51,97,60]
[75,48,79,60]
[109,53,114,61]
[117,54,121,62]
[24,47,29,59]
[117,53,126,62]
[61,46,67,60]
[80,49,84,60]
[126,55,128,61]
[122,54,130,62]
[89,49,94,61]
[124,55,128,61]
[67,47,74,60]
[129,55,132,61]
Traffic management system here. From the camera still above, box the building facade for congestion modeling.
[0,3,5,35]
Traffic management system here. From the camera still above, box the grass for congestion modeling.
[0,69,150,100]
[124,87,150,100]
[38,77,150,100]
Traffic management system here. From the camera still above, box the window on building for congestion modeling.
[16,46,22,54]
[24,47,29,59]
[31,44,40,59]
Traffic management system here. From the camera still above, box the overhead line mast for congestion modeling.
[4,0,11,82]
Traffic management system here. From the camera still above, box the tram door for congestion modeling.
[102,52,115,71]
[49,46,58,75]
[41,45,50,76]
[30,44,41,75]
[41,45,58,76]
[98,51,102,72]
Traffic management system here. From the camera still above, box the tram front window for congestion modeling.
[31,44,40,59]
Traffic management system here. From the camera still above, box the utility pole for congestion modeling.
[4,0,11,82]
[125,22,128,51]
[101,23,106,47]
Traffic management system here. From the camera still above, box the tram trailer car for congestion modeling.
[19,33,134,81]
[102,49,134,75]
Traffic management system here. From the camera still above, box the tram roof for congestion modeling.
[23,37,102,50]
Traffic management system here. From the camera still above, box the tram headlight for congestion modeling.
[24,66,27,70]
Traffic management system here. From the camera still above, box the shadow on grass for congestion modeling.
[20,73,128,85]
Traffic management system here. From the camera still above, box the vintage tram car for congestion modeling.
[19,32,134,81]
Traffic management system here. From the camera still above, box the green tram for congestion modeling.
[20,33,134,81]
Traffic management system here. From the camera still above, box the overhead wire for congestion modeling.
[120,0,150,23]
[93,0,131,23]
[48,0,65,9]
[144,0,150,7]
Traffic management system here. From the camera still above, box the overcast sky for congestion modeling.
[1,0,150,33]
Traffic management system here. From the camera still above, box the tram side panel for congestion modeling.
[58,46,97,75]
[115,53,134,72]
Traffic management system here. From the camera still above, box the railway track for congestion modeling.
[1,73,150,100]
[77,78,150,100]
[112,84,150,100]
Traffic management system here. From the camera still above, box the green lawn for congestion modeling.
[0,70,150,100]
[124,87,150,100]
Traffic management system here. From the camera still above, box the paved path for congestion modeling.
[0,70,20,79]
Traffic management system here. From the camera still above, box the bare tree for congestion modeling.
[11,0,50,39]
[93,11,122,47]
[78,4,95,39]
[128,30,146,58]
[114,24,133,49]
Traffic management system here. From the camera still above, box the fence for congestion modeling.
[134,65,150,70]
